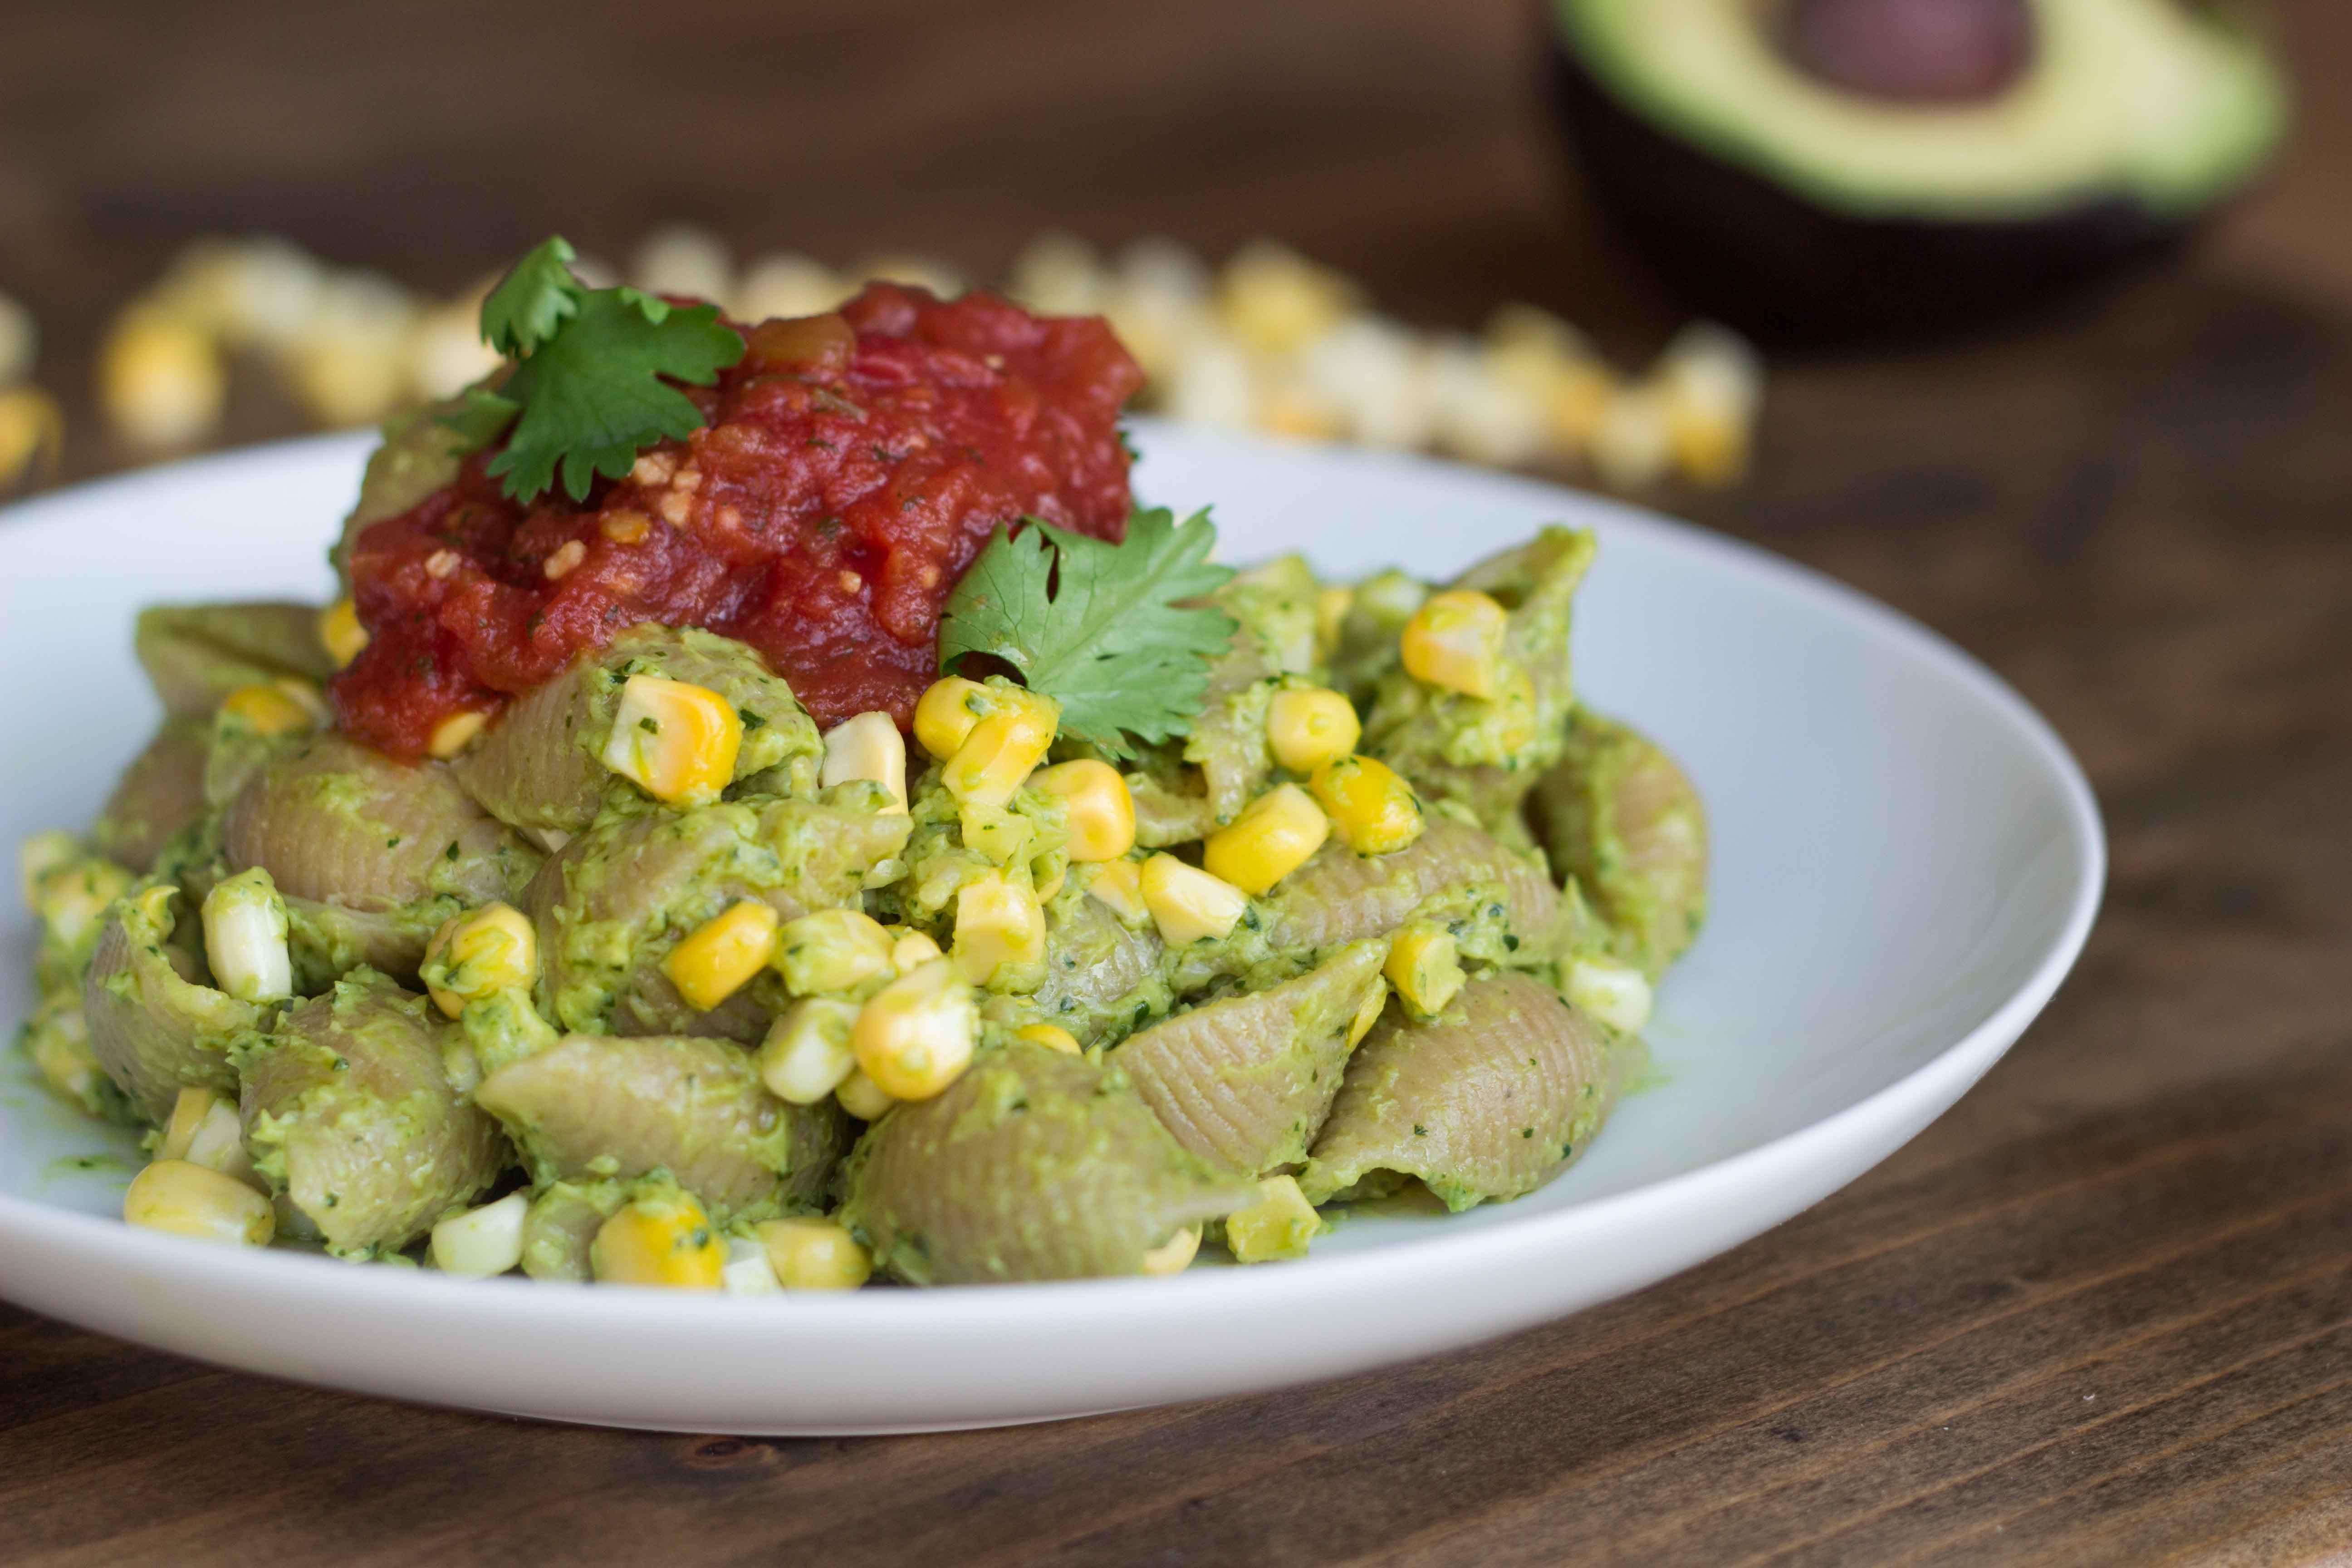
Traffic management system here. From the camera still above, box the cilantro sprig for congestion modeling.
[449,236,745,505]
[939,508,1237,758]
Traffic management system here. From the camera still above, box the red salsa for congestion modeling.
[334,284,1144,756]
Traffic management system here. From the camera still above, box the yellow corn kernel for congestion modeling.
[952,872,1046,985]
[100,305,226,449]
[913,674,987,760]
[428,709,489,759]
[1309,755,1425,855]
[1217,239,1356,358]
[1266,687,1361,775]
[1657,323,1763,489]
[889,929,943,970]
[318,598,369,668]
[1565,956,1655,1034]
[34,858,136,951]
[430,1191,529,1278]
[759,997,862,1103]
[853,958,979,1100]
[1203,784,1329,896]
[19,829,79,911]
[423,901,538,1018]
[157,1085,254,1182]
[1386,924,1465,1018]
[1314,586,1353,656]
[664,900,779,1012]
[834,1068,897,1121]
[1029,759,1136,862]
[1015,1023,1083,1055]
[199,868,292,1003]
[756,1217,873,1291]
[1142,1224,1202,1276]
[1085,858,1148,923]
[773,907,895,995]
[1140,853,1249,946]
[123,1159,274,1247]
[1225,1175,1320,1264]
[1034,859,1068,902]
[1348,976,1389,1045]
[219,679,324,737]
[0,385,64,493]
[940,690,1059,809]
[600,673,741,806]
[1400,589,1509,699]
[820,710,908,813]
[591,1193,725,1289]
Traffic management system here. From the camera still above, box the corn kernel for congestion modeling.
[1217,239,1356,357]
[820,710,908,813]
[940,688,1058,808]
[1085,858,1149,924]
[1142,1224,1202,1276]
[664,900,779,1012]
[1015,1023,1083,1055]
[157,1086,254,1183]
[1348,977,1389,1045]
[423,901,538,1018]
[1029,760,1136,862]
[1401,589,1509,699]
[952,872,1046,985]
[1225,1175,1320,1264]
[430,1191,529,1278]
[722,1235,781,1296]
[592,1193,725,1289]
[1140,853,1249,946]
[834,1068,897,1121]
[756,1216,873,1291]
[219,679,324,738]
[600,673,742,806]
[1034,859,1068,902]
[0,385,64,493]
[773,907,895,995]
[889,929,944,970]
[100,305,225,449]
[1204,784,1329,896]
[853,958,979,1100]
[1386,924,1465,1018]
[428,709,489,759]
[1591,383,1675,492]
[1314,586,1353,656]
[123,1159,273,1247]
[1565,956,1655,1034]
[318,598,369,668]
[200,868,292,1003]
[913,674,987,760]
[758,997,861,1104]
[1266,687,1360,774]
[1309,755,1425,855]
[35,859,135,951]
[19,829,79,911]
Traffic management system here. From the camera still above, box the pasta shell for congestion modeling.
[1525,709,1709,977]
[133,601,333,718]
[81,889,253,1122]
[94,715,211,874]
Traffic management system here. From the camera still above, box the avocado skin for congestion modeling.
[1546,30,2192,338]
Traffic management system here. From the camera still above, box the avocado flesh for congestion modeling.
[1558,0,2286,222]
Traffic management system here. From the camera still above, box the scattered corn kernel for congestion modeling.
[1401,589,1509,699]
[820,710,909,813]
[592,1193,725,1289]
[430,1191,529,1278]
[426,709,489,759]
[1591,383,1675,492]
[219,679,325,738]
[1015,1023,1083,1055]
[1314,586,1354,655]
[32,858,135,951]
[100,305,226,449]
[757,1217,873,1291]
[1029,760,1136,862]
[912,675,987,760]
[774,907,895,995]
[940,689,1059,809]
[1386,924,1465,1018]
[1204,784,1329,896]
[834,1068,897,1121]
[600,673,742,806]
[1565,956,1655,1035]
[853,958,979,1100]
[951,872,1046,985]
[317,598,369,668]
[0,385,63,492]
[758,997,862,1104]
[199,868,292,1003]
[19,830,79,911]
[1217,239,1356,357]
[1348,977,1389,1045]
[665,899,780,1012]
[722,1235,782,1296]
[1142,1225,1202,1276]
[1225,1175,1320,1264]
[157,1086,254,1183]
[1309,755,1425,855]
[1140,853,1249,946]
[1085,858,1149,924]
[889,929,943,970]
[1267,687,1360,776]
[423,901,538,1018]
[123,1159,274,1247]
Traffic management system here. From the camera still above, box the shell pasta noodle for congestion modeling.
[15,238,1708,1289]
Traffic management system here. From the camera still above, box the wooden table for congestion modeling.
[5,3,2350,1562]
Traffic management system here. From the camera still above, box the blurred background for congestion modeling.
[0,0,2344,498]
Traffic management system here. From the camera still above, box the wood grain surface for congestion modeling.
[3,2,2350,1563]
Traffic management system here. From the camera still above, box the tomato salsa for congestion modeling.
[333,284,1145,756]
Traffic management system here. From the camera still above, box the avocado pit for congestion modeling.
[1780,0,2035,104]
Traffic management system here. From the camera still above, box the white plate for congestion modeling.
[0,424,2102,1434]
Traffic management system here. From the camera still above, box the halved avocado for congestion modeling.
[1548,0,2289,333]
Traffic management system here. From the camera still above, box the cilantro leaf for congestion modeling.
[479,237,584,356]
[939,508,1237,758]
